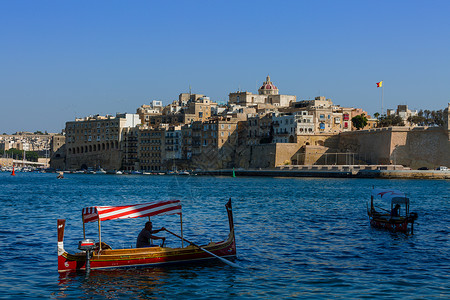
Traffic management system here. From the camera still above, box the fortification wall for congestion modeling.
[339,127,449,169]
[65,150,122,170]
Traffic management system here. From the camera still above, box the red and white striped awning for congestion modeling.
[82,200,182,223]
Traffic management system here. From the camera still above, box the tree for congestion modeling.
[373,112,380,119]
[4,149,39,161]
[408,115,425,126]
[377,115,405,127]
[351,114,368,130]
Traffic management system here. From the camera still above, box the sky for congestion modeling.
[1,0,449,134]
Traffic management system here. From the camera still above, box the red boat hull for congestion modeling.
[58,237,236,272]
[57,199,237,272]
[369,217,409,232]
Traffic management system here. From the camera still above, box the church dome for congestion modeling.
[258,75,279,95]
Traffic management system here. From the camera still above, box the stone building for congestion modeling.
[189,117,239,169]
[138,126,165,171]
[65,113,140,170]
[272,112,315,143]
[164,125,182,163]
[122,127,139,171]
[141,94,218,127]
[386,105,418,126]
[49,135,66,170]
[246,114,273,146]
[229,76,296,108]
[181,124,192,160]
[136,101,163,124]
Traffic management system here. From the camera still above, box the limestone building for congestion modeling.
[138,126,165,171]
[229,76,296,107]
[65,113,140,170]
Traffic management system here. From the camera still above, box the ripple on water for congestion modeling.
[0,173,449,299]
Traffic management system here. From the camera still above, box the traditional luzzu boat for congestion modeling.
[57,199,237,272]
[367,188,418,233]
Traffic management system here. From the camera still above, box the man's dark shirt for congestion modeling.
[136,228,152,248]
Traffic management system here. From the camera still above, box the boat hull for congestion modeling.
[58,236,236,272]
[369,217,409,232]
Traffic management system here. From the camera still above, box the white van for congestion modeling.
[436,166,448,171]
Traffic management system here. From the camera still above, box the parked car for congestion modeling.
[418,167,428,170]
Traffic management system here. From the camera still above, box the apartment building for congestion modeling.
[65,113,140,170]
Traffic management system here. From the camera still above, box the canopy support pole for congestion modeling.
[148,216,153,245]
[82,215,86,239]
[180,214,184,248]
[98,218,102,252]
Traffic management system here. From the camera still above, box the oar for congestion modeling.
[164,228,241,268]
[374,205,390,213]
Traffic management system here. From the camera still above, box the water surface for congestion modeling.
[0,173,448,299]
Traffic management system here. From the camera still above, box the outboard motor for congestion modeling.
[409,212,418,221]
[78,239,95,271]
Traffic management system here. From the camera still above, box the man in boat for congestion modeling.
[391,204,401,217]
[136,221,166,248]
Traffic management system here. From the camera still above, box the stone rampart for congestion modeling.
[339,126,449,169]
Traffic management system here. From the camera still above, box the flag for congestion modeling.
[376,81,383,88]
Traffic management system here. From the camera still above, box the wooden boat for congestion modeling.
[57,199,237,272]
[367,188,418,233]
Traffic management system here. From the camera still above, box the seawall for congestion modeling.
[195,168,450,179]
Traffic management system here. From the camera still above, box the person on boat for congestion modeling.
[391,204,401,217]
[136,221,166,248]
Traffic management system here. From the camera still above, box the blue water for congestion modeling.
[0,172,448,299]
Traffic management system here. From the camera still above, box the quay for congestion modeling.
[196,165,450,179]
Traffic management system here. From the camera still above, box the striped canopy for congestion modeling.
[82,200,182,223]
[371,189,409,205]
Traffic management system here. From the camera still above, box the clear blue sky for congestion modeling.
[1,0,449,134]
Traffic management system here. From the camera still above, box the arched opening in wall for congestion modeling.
[68,148,72,154]
[305,142,310,146]
[81,147,84,153]
[106,143,110,150]
[81,164,88,170]
[115,141,118,149]
[102,143,105,150]
[89,145,92,152]
[289,135,295,143]
[93,145,96,151]
[316,140,324,146]
[85,146,88,153]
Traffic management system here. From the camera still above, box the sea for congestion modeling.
[0,172,448,299]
